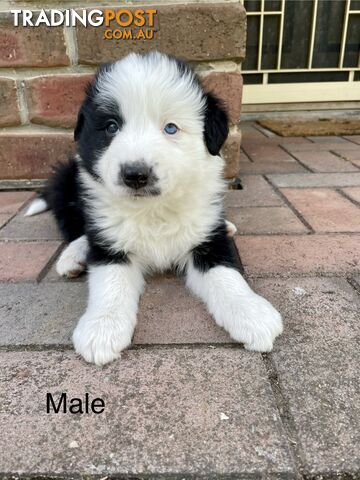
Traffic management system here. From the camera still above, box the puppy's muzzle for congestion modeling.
[121,162,152,190]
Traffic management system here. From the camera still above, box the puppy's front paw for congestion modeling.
[56,237,88,278]
[226,294,283,352]
[72,312,132,366]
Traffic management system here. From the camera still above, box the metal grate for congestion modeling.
[241,0,360,105]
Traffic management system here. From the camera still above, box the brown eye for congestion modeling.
[106,120,119,136]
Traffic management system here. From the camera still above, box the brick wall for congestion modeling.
[0,1,246,180]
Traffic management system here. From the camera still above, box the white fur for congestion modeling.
[56,235,88,278]
[186,263,283,352]
[73,263,145,366]
[77,52,225,272]
[60,52,282,364]
[225,220,237,237]
[24,197,48,217]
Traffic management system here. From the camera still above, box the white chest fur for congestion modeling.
[80,164,224,271]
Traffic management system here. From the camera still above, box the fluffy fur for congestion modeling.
[27,51,282,365]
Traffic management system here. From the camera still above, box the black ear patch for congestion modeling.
[203,92,229,156]
[74,109,85,142]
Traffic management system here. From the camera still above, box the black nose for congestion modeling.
[121,162,151,189]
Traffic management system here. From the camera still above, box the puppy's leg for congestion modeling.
[56,235,89,278]
[186,224,282,352]
[72,260,145,365]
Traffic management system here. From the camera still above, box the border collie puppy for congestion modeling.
[26,51,282,365]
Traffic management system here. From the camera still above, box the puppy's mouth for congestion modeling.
[127,186,161,198]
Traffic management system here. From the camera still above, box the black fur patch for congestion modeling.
[86,240,129,266]
[74,66,124,181]
[42,159,85,243]
[203,93,229,156]
[192,221,243,274]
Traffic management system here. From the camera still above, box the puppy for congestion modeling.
[26,51,282,365]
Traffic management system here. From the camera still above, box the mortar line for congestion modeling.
[261,353,305,479]
[278,145,314,173]
[330,149,360,171]
[16,78,30,125]
[335,187,360,207]
[263,175,316,233]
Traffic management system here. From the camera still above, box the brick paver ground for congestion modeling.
[0,122,359,478]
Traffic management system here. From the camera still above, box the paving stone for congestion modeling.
[239,161,307,175]
[226,206,308,234]
[0,283,85,345]
[268,172,360,188]
[0,349,295,477]
[0,277,233,346]
[236,234,360,276]
[0,213,12,228]
[242,144,294,163]
[307,135,351,143]
[225,176,283,208]
[281,188,360,232]
[291,151,358,173]
[333,148,360,164]
[0,241,60,281]
[0,210,61,240]
[0,191,34,214]
[341,187,360,204]
[272,342,360,475]
[249,277,360,349]
[343,135,360,145]
[284,142,358,152]
[134,274,232,345]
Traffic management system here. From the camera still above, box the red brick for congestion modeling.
[341,187,360,204]
[242,144,294,163]
[281,188,360,232]
[0,133,74,179]
[0,13,69,67]
[222,132,241,178]
[77,4,246,64]
[290,151,358,173]
[202,72,242,124]
[226,206,308,234]
[236,234,360,276]
[0,241,60,281]
[0,77,21,126]
[0,191,34,214]
[25,74,93,128]
[225,176,283,207]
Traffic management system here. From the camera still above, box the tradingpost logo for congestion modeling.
[10,9,158,40]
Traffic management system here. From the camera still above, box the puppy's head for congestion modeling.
[75,51,228,197]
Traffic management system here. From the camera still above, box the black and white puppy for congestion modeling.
[26,51,282,365]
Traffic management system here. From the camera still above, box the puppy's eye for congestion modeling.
[106,120,119,136]
[164,123,178,135]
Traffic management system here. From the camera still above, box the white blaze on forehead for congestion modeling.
[95,52,205,132]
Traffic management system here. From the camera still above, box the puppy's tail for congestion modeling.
[24,194,49,217]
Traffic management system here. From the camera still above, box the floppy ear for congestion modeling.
[203,92,229,156]
[74,108,85,142]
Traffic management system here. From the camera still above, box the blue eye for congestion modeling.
[106,120,119,136]
[164,123,178,135]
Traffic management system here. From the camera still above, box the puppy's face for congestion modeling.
[76,52,228,197]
